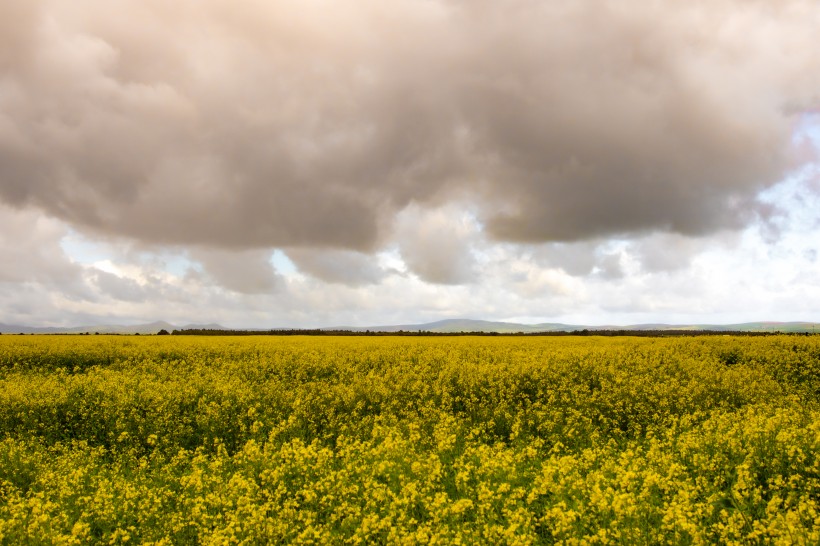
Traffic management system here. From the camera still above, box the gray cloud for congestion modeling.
[89,269,146,302]
[286,249,387,286]
[0,204,85,289]
[629,234,703,274]
[526,241,625,279]
[592,253,625,281]
[0,0,817,254]
[190,249,279,294]
[530,242,603,277]
[395,206,478,285]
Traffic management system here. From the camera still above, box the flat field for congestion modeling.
[0,335,818,544]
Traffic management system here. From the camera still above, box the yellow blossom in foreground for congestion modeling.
[0,334,818,543]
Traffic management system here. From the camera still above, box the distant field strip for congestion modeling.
[0,335,818,544]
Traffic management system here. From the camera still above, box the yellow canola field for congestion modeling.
[0,334,818,544]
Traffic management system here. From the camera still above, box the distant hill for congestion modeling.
[327,319,820,334]
[326,319,580,333]
[0,322,227,335]
[1,318,817,335]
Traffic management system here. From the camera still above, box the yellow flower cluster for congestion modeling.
[0,334,818,543]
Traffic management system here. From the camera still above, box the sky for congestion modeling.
[1,0,820,328]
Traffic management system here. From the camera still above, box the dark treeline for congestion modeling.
[170,328,794,337]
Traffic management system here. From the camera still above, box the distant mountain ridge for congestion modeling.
[1,318,817,335]
[327,318,820,333]
[0,321,226,335]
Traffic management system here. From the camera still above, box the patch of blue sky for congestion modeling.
[795,112,820,146]
[757,115,820,233]
[156,253,195,278]
[60,229,110,265]
[758,165,820,232]
[60,230,196,278]
[375,246,407,274]
[270,249,298,276]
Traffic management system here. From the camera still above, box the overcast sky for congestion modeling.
[1,0,819,328]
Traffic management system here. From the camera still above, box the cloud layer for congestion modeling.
[1,1,820,328]
[1,0,817,257]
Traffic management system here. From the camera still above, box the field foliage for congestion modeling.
[0,335,818,544]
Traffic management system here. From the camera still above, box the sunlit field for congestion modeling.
[0,335,818,544]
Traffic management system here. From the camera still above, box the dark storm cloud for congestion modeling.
[0,0,817,252]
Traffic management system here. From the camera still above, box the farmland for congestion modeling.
[0,335,818,544]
